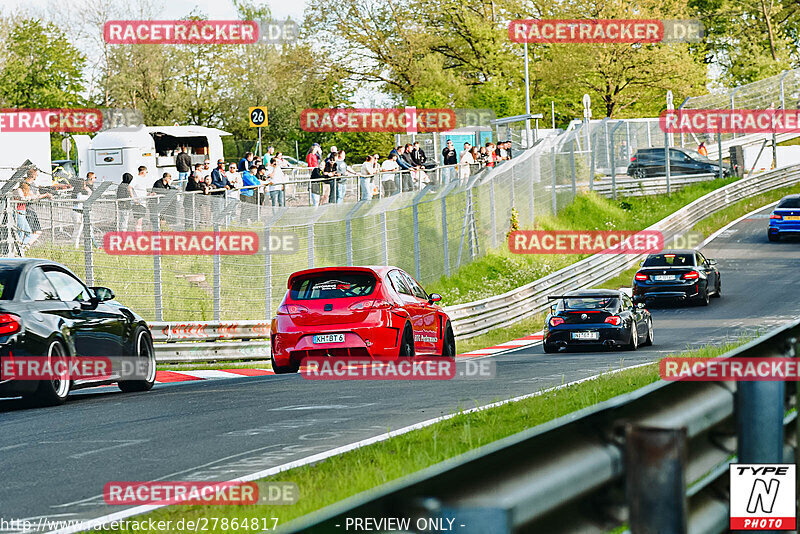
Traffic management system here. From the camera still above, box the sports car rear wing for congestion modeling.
[547,294,620,300]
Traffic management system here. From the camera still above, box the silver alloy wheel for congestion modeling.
[48,341,70,399]
[137,330,156,383]
[631,322,638,349]
[648,319,654,344]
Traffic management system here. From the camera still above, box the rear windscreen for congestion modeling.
[290,273,376,300]
[643,253,694,267]
[559,297,618,310]
[777,197,800,208]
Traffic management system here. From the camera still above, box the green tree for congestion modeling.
[0,18,87,108]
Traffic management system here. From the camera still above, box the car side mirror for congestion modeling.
[707,259,717,265]
[428,293,442,304]
[91,286,115,302]
[550,305,556,314]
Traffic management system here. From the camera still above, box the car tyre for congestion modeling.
[712,279,721,298]
[625,322,638,351]
[441,322,456,359]
[542,341,559,353]
[271,354,299,374]
[633,168,647,180]
[643,318,654,346]
[399,324,415,357]
[697,288,710,306]
[768,232,780,242]
[119,326,156,392]
[27,339,70,406]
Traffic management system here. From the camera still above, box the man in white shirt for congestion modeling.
[380,154,400,196]
[267,157,286,207]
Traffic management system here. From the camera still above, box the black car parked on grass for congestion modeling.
[0,259,155,406]
[627,148,731,179]
[543,289,653,353]
[632,249,721,306]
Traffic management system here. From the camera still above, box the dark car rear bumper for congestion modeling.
[545,325,630,348]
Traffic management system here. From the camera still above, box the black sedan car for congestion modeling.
[627,148,731,179]
[543,289,652,353]
[632,249,720,306]
[0,259,155,406]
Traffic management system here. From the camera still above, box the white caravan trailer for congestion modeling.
[73,125,230,184]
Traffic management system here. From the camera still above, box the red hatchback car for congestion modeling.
[270,266,456,373]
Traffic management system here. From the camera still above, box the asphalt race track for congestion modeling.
[2,206,799,531]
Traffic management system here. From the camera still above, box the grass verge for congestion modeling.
[104,340,745,533]
[427,178,735,304]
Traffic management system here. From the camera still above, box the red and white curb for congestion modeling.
[456,332,544,357]
[154,332,545,383]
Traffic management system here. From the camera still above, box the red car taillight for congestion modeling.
[630,156,637,162]
[634,272,648,281]
[682,271,700,280]
[549,317,565,327]
[770,213,782,220]
[277,304,309,315]
[0,313,21,335]
[604,316,622,326]
[348,299,393,310]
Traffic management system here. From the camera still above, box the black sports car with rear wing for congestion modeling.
[543,289,653,353]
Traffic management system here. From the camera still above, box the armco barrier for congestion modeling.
[150,165,800,360]
[448,164,800,340]
[281,318,800,534]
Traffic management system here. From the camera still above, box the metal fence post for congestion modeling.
[569,139,576,198]
[81,182,113,287]
[509,164,516,209]
[264,225,271,320]
[381,211,389,265]
[610,121,624,200]
[528,156,535,224]
[441,196,450,276]
[665,132,672,196]
[551,147,557,213]
[307,223,315,268]
[626,424,689,534]
[590,130,597,191]
[737,380,785,463]
[718,131,723,180]
[489,179,497,248]
[413,198,421,280]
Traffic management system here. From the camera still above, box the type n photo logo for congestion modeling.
[730,464,796,530]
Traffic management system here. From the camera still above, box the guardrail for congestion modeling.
[448,164,800,340]
[591,173,716,197]
[150,165,800,360]
[281,319,800,534]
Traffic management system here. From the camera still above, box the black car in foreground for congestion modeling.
[627,148,731,179]
[0,259,155,406]
[543,289,652,353]
[632,249,720,306]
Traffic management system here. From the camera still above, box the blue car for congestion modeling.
[768,195,800,241]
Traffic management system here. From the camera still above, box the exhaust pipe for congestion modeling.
[603,340,615,348]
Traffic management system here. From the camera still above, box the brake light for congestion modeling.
[634,272,648,281]
[682,271,700,280]
[278,304,309,314]
[630,156,637,162]
[0,313,21,335]
[770,213,782,220]
[604,316,622,326]
[549,317,565,327]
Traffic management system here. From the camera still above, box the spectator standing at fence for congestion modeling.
[332,150,355,204]
[128,166,150,232]
[306,143,322,168]
[211,159,232,194]
[401,144,420,191]
[309,159,325,206]
[176,146,192,181]
[240,164,259,203]
[116,173,134,231]
[697,141,708,157]
[199,159,212,181]
[460,146,476,181]
[14,182,35,248]
[380,153,400,196]
[411,141,427,167]
[264,146,276,161]
[228,163,242,199]
[460,142,471,162]
[495,142,507,161]
[359,155,377,201]
[71,173,97,248]
[505,141,513,159]
[21,168,51,235]
[238,152,254,173]
[442,139,457,184]
[267,157,287,207]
